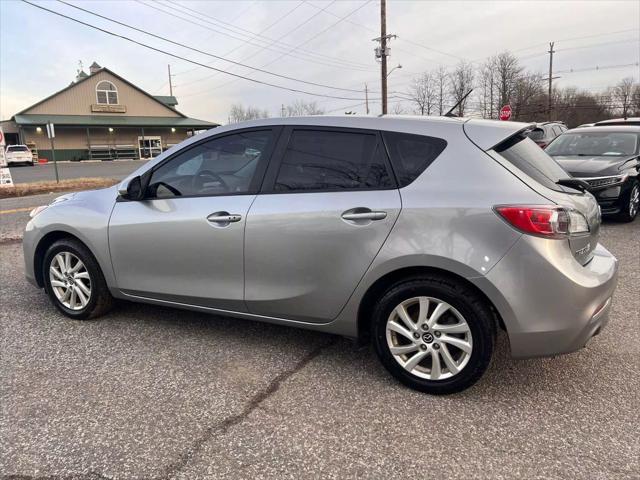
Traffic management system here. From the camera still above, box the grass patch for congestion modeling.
[0,177,118,198]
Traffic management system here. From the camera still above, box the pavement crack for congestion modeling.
[0,237,22,245]
[156,336,338,479]
[2,472,113,480]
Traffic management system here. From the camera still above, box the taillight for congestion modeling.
[494,205,589,239]
[538,142,548,149]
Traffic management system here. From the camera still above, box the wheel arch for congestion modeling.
[356,266,505,344]
[33,231,93,287]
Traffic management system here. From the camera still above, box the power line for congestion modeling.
[164,0,374,71]
[172,0,373,90]
[192,0,376,98]
[174,0,306,76]
[55,0,367,94]
[138,0,374,74]
[21,0,367,101]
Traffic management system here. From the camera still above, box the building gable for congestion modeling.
[21,69,182,118]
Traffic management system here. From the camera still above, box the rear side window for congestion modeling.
[382,132,447,187]
[494,134,571,192]
[525,128,545,141]
[274,129,394,192]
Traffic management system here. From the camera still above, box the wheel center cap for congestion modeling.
[422,333,434,343]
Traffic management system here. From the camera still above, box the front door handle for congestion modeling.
[341,210,387,221]
[207,212,242,224]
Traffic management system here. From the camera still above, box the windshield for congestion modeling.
[7,145,29,152]
[546,132,638,157]
[525,128,545,141]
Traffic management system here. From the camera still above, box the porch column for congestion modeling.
[86,128,92,160]
[140,127,145,160]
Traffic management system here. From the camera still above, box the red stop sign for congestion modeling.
[499,105,512,121]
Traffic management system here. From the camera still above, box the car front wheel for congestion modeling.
[43,238,114,319]
[372,276,495,395]
[616,180,639,222]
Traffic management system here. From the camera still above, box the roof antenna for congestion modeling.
[444,89,473,117]
[77,60,84,74]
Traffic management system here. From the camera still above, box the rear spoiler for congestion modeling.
[463,119,535,151]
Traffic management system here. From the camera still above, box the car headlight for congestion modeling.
[29,194,74,218]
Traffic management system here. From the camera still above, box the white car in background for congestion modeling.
[5,145,34,166]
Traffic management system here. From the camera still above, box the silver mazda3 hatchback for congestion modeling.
[23,116,618,394]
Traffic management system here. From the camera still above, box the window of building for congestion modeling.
[274,129,394,192]
[96,81,118,105]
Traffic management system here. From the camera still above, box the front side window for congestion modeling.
[382,131,447,187]
[274,129,394,192]
[96,81,118,105]
[147,130,274,198]
[545,131,639,157]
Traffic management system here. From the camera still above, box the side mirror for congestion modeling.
[118,176,144,201]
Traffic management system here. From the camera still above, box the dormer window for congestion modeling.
[96,81,118,105]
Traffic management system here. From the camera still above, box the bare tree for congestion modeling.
[512,72,545,121]
[228,103,269,123]
[434,65,449,115]
[407,72,437,115]
[494,51,522,108]
[477,56,498,119]
[391,102,407,114]
[610,77,636,118]
[284,100,325,116]
[449,61,474,116]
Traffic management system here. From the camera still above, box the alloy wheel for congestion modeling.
[385,296,473,380]
[49,252,92,310]
[630,184,639,219]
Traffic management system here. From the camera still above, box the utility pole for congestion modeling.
[168,64,174,96]
[547,42,555,121]
[365,83,370,114]
[373,0,395,115]
[380,0,387,114]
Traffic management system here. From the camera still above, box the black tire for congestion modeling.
[42,238,114,320]
[371,275,495,395]
[613,179,639,223]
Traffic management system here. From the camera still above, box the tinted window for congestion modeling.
[147,130,273,198]
[383,132,447,187]
[7,146,29,152]
[274,129,394,192]
[495,135,571,192]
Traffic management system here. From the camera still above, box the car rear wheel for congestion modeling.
[615,180,639,222]
[371,276,495,395]
[43,238,114,320]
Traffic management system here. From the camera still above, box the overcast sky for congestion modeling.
[1,0,638,124]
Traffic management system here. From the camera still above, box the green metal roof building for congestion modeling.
[0,63,218,162]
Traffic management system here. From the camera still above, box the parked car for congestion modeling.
[545,125,640,222]
[594,117,640,127]
[23,116,618,394]
[524,121,568,148]
[5,144,34,166]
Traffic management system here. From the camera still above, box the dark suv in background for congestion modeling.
[525,122,568,148]
[545,125,640,222]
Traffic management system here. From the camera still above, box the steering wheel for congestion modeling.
[192,170,229,192]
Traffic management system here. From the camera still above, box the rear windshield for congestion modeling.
[7,145,29,152]
[525,128,545,141]
[545,131,638,156]
[494,134,572,192]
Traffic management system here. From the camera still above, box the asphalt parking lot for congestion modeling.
[1,213,638,478]
[7,160,147,184]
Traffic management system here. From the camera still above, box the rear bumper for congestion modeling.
[477,237,618,359]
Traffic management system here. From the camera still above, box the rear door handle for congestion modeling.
[341,210,387,221]
[207,212,242,223]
